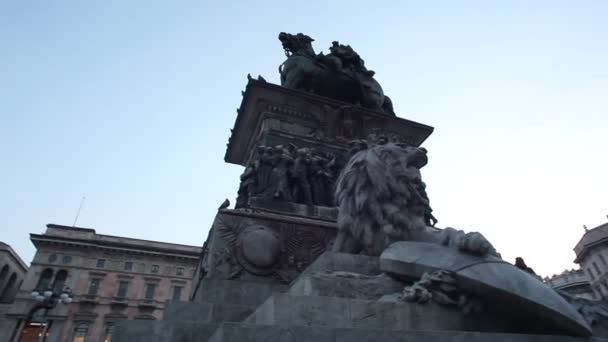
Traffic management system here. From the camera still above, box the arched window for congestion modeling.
[0,265,8,286]
[36,269,54,290]
[0,273,17,302]
[71,323,88,342]
[52,270,68,293]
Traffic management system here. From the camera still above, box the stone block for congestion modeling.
[114,320,218,342]
[113,320,168,342]
[209,322,594,342]
[163,300,254,324]
[301,252,382,276]
[288,271,403,300]
[192,278,287,306]
[244,294,513,333]
[200,210,336,286]
[168,322,219,342]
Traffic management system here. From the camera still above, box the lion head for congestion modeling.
[333,141,497,257]
[333,142,434,256]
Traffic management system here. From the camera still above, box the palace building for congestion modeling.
[0,224,200,342]
[574,221,608,299]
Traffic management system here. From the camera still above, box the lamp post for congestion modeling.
[28,287,73,342]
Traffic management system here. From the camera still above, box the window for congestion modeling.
[71,323,89,342]
[116,281,129,298]
[96,259,106,268]
[62,255,73,264]
[36,269,54,290]
[0,273,16,301]
[593,262,601,276]
[176,267,184,276]
[52,270,68,293]
[172,286,183,301]
[144,283,156,300]
[88,278,101,296]
[124,262,133,271]
[48,254,57,263]
[103,323,114,342]
[151,265,160,274]
[600,254,608,267]
[30,307,47,323]
[588,268,596,281]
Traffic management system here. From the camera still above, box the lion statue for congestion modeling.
[333,141,498,257]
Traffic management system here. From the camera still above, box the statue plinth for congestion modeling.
[225,79,434,167]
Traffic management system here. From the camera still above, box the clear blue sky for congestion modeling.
[1,1,607,276]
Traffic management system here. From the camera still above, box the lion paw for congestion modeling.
[442,228,496,256]
[457,232,494,256]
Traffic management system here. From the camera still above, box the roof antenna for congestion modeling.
[73,196,86,227]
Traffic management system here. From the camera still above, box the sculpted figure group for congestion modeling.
[236,144,340,208]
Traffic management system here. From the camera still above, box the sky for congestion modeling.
[1,1,607,277]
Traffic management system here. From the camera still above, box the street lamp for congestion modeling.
[27,287,73,342]
[30,286,73,308]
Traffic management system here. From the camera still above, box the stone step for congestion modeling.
[192,278,287,306]
[163,301,255,324]
[301,252,382,276]
[166,322,219,342]
[243,293,514,333]
[113,321,167,342]
[113,321,219,342]
[208,322,594,342]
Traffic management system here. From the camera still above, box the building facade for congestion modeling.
[573,221,608,300]
[0,242,28,303]
[544,269,594,300]
[2,224,200,342]
[0,242,29,342]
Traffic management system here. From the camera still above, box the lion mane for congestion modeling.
[333,141,497,257]
[333,142,433,256]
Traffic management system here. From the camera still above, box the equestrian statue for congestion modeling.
[278,32,395,116]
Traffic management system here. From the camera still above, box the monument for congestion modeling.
[113,33,608,342]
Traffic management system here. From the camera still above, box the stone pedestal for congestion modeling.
[195,208,336,289]
[203,253,604,342]
[225,79,434,168]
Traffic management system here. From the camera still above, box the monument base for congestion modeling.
[114,252,606,342]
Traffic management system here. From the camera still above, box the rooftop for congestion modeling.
[574,221,608,263]
[0,241,29,271]
[30,223,202,258]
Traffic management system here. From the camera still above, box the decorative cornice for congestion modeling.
[89,271,107,277]
[116,274,134,280]
[30,234,200,260]
[143,277,161,283]
[28,263,196,282]
[104,312,128,320]
[72,311,98,322]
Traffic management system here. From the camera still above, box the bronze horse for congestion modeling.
[278,32,394,116]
